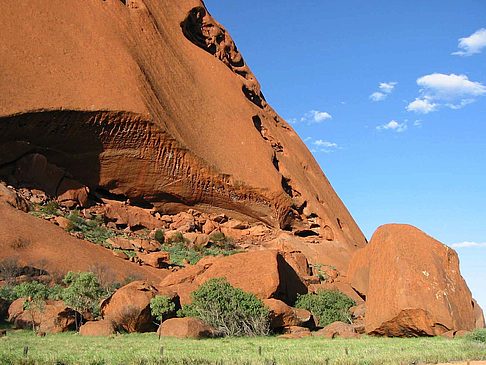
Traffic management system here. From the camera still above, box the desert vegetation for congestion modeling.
[295,290,355,327]
[180,278,270,337]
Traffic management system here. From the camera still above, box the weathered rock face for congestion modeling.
[100,281,158,333]
[0,1,366,266]
[348,224,477,337]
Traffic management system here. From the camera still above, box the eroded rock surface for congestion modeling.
[0,1,366,270]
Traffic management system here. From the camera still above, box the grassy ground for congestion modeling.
[0,330,485,365]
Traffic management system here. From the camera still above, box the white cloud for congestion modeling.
[417,73,486,100]
[407,73,486,113]
[306,138,340,153]
[450,241,486,248]
[413,120,422,127]
[406,98,438,114]
[452,28,486,57]
[310,110,333,122]
[314,140,338,148]
[289,110,333,124]
[376,120,407,132]
[370,82,397,102]
[370,92,386,102]
[379,82,397,93]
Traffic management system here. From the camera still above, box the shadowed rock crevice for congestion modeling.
[0,110,287,226]
[181,6,266,109]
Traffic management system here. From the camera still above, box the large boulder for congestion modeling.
[159,250,307,304]
[101,281,159,333]
[348,224,477,336]
[79,319,116,337]
[8,298,78,333]
[157,317,214,339]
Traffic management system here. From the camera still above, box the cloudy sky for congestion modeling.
[204,1,486,309]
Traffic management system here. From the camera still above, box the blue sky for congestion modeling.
[204,1,486,310]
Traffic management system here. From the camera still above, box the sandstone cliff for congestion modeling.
[0,0,366,257]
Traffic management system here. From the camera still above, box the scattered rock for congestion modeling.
[79,319,116,337]
[264,299,311,329]
[0,183,29,212]
[279,326,311,339]
[56,178,89,208]
[314,321,358,339]
[54,216,71,230]
[157,317,214,339]
[137,251,170,269]
[106,237,135,251]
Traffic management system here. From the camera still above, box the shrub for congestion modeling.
[62,272,106,321]
[39,201,61,217]
[14,281,51,333]
[154,229,165,244]
[468,328,486,343]
[0,258,23,283]
[295,290,355,327]
[150,295,176,324]
[0,285,17,302]
[66,211,114,244]
[180,278,270,337]
[10,237,31,250]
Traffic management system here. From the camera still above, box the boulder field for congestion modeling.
[0,0,483,338]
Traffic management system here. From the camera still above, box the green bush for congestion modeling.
[150,295,176,324]
[295,290,355,327]
[14,281,51,301]
[468,328,486,343]
[180,278,270,337]
[154,229,165,244]
[62,272,106,319]
[66,211,114,244]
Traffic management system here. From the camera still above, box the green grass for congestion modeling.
[0,330,485,365]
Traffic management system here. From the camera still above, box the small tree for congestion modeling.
[62,272,105,329]
[14,281,50,333]
[150,295,176,325]
[180,278,270,337]
[295,290,355,327]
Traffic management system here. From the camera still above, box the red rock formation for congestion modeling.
[0,1,366,268]
[158,317,214,339]
[8,299,79,333]
[348,224,478,336]
[159,250,307,304]
[79,320,116,337]
[0,201,165,284]
[263,299,312,329]
[101,281,159,333]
